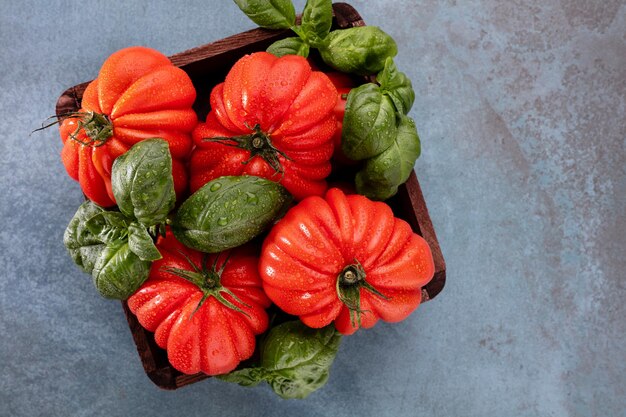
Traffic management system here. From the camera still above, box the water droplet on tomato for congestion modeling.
[210,182,222,192]
[217,217,228,226]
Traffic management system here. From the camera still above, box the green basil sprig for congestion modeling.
[342,58,421,200]
[172,176,292,253]
[233,0,296,29]
[266,37,309,57]
[341,83,397,160]
[234,0,396,75]
[111,138,175,227]
[64,201,107,273]
[355,115,421,200]
[63,138,177,299]
[218,321,342,399]
[92,241,151,299]
[319,26,397,75]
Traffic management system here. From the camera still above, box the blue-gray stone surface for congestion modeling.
[1,1,624,416]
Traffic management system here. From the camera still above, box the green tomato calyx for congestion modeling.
[203,123,291,176]
[336,259,390,328]
[161,250,250,318]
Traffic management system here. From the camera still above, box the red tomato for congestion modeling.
[259,188,434,335]
[59,46,196,207]
[324,72,358,167]
[190,52,338,200]
[127,231,270,375]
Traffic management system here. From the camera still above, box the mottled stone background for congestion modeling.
[1,0,624,416]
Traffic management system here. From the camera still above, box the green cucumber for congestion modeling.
[172,176,292,253]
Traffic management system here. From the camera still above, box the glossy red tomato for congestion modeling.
[324,71,358,167]
[127,231,270,375]
[259,188,434,335]
[190,52,338,200]
[59,46,196,207]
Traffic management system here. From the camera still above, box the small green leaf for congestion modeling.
[85,211,130,245]
[319,26,397,75]
[63,201,106,273]
[356,115,421,200]
[111,138,175,227]
[91,241,150,300]
[172,176,292,253]
[260,321,342,399]
[128,223,161,262]
[301,0,333,48]
[267,37,310,57]
[341,83,398,160]
[377,58,415,115]
[233,0,296,29]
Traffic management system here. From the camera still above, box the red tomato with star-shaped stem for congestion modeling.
[59,46,196,207]
[128,230,270,375]
[190,52,338,201]
[259,188,435,335]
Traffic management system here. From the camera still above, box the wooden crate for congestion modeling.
[55,2,446,390]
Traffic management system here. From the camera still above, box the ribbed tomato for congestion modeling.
[59,46,197,207]
[127,231,270,375]
[325,71,358,167]
[260,188,434,335]
[190,52,338,200]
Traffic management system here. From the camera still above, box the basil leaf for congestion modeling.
[267,36,310,57]
[91,241,150,300]
[233,0,296,29]
[63,201,106,273]
[356,115,421,200]
[111,138,175,227]
[261,321,342,399]
[127,222,161,262]
[301,0,332,48]
[319,26,397,75]
[216,368,265,387]
[377,58,415,115]
[85,211,130,245]
[172,176,292,253]
[342,83,398,160]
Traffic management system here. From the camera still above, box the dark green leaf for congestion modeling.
[377,58,415,115]
[233,0,296,29]
[172,176,292,253]
[91,242,150,300]
[267,37,310,57]
[128,223,161,262]
[301,0,332,48]
[342,83,398,160]
[63,201,106,273]
[319,26,397,75]
[111,138,175,227]
[261,321,342,399]
[356,115,421,200]
[85,211,130,245]
[216,368,265,387]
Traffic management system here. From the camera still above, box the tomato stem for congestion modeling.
[203,124,291,176]
[336,259,390,328]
